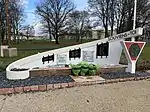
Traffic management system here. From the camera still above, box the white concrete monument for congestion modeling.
[6,27,144,80]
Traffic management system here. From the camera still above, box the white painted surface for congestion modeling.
[0,45,8,57]
[108,27,143,42]
[133,0,137,30]
[126,61,136,74]
[6,70,30,80]
[6,28,143,80]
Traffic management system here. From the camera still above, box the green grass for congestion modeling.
[9,39,95,50]
[0,39,96,72]
[0,39,149,72]
[141,44,150,61]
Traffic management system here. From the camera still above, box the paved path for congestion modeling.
[0,80,150,112]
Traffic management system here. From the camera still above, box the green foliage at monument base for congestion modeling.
[70,62,100,76]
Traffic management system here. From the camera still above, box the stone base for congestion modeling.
[71,76,105,83]
[99,65,127,74]
[30,68,72,77]
[30,65,127,77]
[99,67,126,74]
[3,48,18,57]
[0,45,8,57]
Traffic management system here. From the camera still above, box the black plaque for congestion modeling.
[96,42,109,58]
[42,54,54,64]
[69,48,81,60]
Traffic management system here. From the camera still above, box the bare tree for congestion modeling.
[0,0,25,45]
[88,0,150,37]
[115,0,126,33]
[0,0,6,44]
[68,10,90,42]
[10,0,24,43]
[39,18,52,41]
[109,0,117,36]
[136,0,150,27]
[88,0,112,38]
[35,0,75,44]
[21,25,35,40]
[116,0,150,33]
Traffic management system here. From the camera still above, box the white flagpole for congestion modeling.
[132,0,137,41]
[129,0,137,74]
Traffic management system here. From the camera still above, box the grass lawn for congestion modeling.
[0,39,96,72]
[141,43,150,61]
[0,39,149,72]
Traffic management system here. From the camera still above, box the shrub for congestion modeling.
[70,62,100,76]
[70,64,81,76]
[80,62,89,76]
[88,64,97,76]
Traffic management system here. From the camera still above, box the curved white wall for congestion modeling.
[6,70,29,80]
[6,28,143,80]
[6,38,122,80]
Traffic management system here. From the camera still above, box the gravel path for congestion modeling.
[0,80,150,112]
[101,71,150,79]
[0,72,74,88]
[1,71,150,88]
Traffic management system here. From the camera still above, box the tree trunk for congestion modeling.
[55,29,59,44]
[47,21,52,41]
[105,26,109,38]
[27,35,29,40]
[80,35,82,42]
[16,30,20,44]
[13,24,16,43]
[0,27,2,45]
[76,35,79,42]
[80,30,83,42]
[1,30,5,45]
[110,13,114,36]
[55,38,59,44]
[55,35,59,44]
[76,30,80,42]
[111,25,114,36]
[15,22,20,44]
[0,15,2,45]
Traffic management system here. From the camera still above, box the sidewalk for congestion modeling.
[0,80,150,112]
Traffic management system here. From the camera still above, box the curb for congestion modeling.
[0,76,150,95]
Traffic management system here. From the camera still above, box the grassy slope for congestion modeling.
[0,39,149,72]
[0,39,96,71]
[141,43,150,61]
